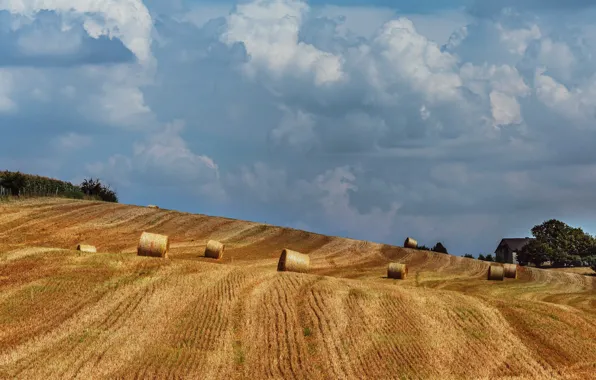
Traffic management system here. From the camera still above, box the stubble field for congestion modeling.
[0,198,595,379]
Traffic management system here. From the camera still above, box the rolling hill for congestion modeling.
[1,198,595,379]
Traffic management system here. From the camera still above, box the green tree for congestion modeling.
[485,254,495,262]
[586,256,596,272]
[568,227,595,259]
[432,242,448,254]
[478,254,486,261]
[569,255,583,267]
[98,184,118,203]
[0,171,26,196]
[80,178,102,196]
[80,178,118,203]
[529,219,595,267]
[518,239,551,267]
[463,254,474,259]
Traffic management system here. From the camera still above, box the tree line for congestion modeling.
[463,253,497,262]
[415,242,448,254]
[467,219,596,271]
[416,241,498,261]
[417,219,596,272]
[516,219,595,269]
[0,171,118,203]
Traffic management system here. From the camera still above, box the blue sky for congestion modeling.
[2,0,596,256]
[282,0,470,12]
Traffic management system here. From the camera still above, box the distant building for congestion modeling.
[495,237,534,264]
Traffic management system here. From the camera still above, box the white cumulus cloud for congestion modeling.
[367,18,462,103]
[0,0,153,62]
[221,0,344,85]
[535,68,596,122]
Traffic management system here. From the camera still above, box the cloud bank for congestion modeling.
[3,0,596,255]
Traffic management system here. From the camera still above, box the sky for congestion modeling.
[2,0,596,256]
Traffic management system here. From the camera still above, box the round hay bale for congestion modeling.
[137,232,169,258]
[387,262,407,279]
[488,265,504,281]
[204,240,224,259]
[147,205,159,209]
[76,244,96,253]
[277,249,310,273]
[503,263,517,279]
[404,237,418,248]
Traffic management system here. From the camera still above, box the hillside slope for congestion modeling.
[0,199,595,379]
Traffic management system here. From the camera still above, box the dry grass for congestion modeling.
[0,198,595,379]
[548,267,596,276]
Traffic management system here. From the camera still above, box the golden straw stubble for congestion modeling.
[503,263,517,279]
[488,265,504,281]
[76,244,96,253]
[387,262,408,279]
[277,249,310,273]
[204,240,225,259]
[404,237,418,248]
[137,232,170,258]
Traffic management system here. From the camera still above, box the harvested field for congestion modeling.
[0,198,595,379]
[548,267,596,276]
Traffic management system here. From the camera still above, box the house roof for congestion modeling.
[496,237,534,252]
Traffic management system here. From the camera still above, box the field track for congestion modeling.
[0,198,595,379]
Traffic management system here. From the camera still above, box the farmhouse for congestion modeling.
[494,237,534,264]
